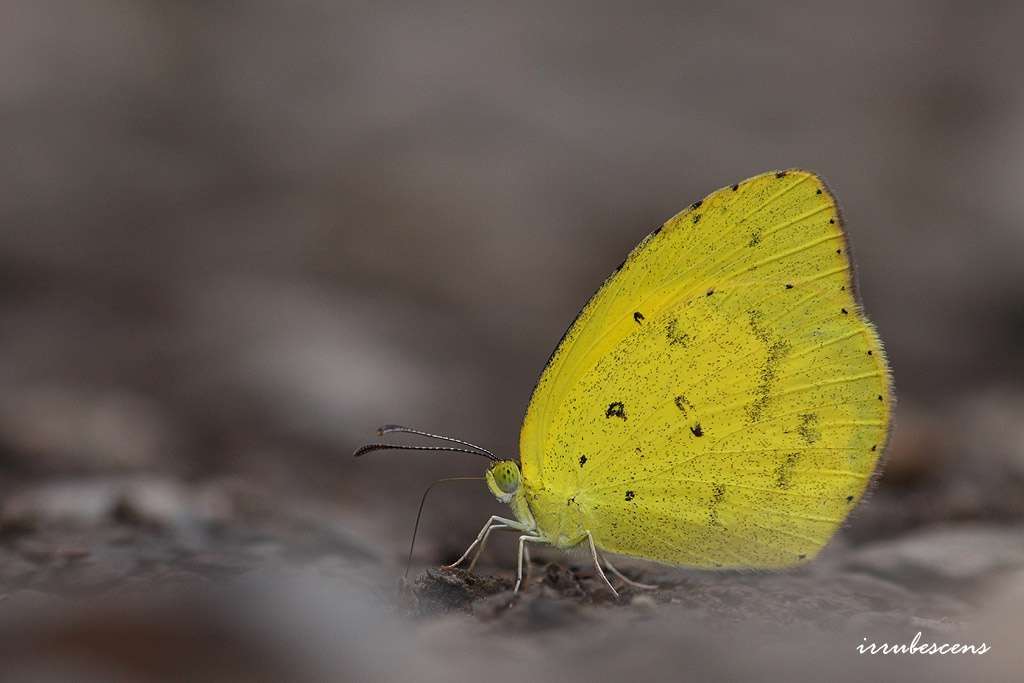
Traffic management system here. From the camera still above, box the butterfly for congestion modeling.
[356,170,892,598]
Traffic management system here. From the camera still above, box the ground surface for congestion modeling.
[1,471,1022,681]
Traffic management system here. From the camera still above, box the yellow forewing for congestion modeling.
[518,170,892,568]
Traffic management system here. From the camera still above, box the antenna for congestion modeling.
[352,443,498,461]
[376,424,498,460]
[353,425,499,462]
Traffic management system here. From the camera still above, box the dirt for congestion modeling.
[0,472,1021,682]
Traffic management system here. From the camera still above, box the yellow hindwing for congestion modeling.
[519,170,892,568]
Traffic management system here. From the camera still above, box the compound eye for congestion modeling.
[493,462,519,494]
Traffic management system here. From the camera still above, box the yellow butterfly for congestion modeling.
[357,170,892,598]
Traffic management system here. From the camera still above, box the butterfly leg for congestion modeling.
[523,543,533,587]
[467,524,510,572]
[601,554,658,590]
[443,516,524,570]
[513,534,545,593]
[585,531,620,599]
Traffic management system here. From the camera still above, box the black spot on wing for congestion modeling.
[633,311,645,324]
[674,395,694,415]
[731,184,739,191]
[624,490,635,502]
[691,200,703,209]
[606,402,627,420]
[690,423,704,437]
[785,283,793,289]
[775,171,787,178]
[692,213,701,224]
[579,454,588,467]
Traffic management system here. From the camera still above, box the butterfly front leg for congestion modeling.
[513,534,546,593]
[443,515,525,570]
[467,523,509,571]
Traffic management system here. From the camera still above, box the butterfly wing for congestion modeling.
[519,170,891,568]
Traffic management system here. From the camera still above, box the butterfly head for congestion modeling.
[486,459,522,503]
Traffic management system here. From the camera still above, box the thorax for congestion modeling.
[516,480,587,549]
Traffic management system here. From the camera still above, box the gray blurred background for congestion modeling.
[2,2,1023,680]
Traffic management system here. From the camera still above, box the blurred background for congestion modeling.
[2,1,1023,680]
